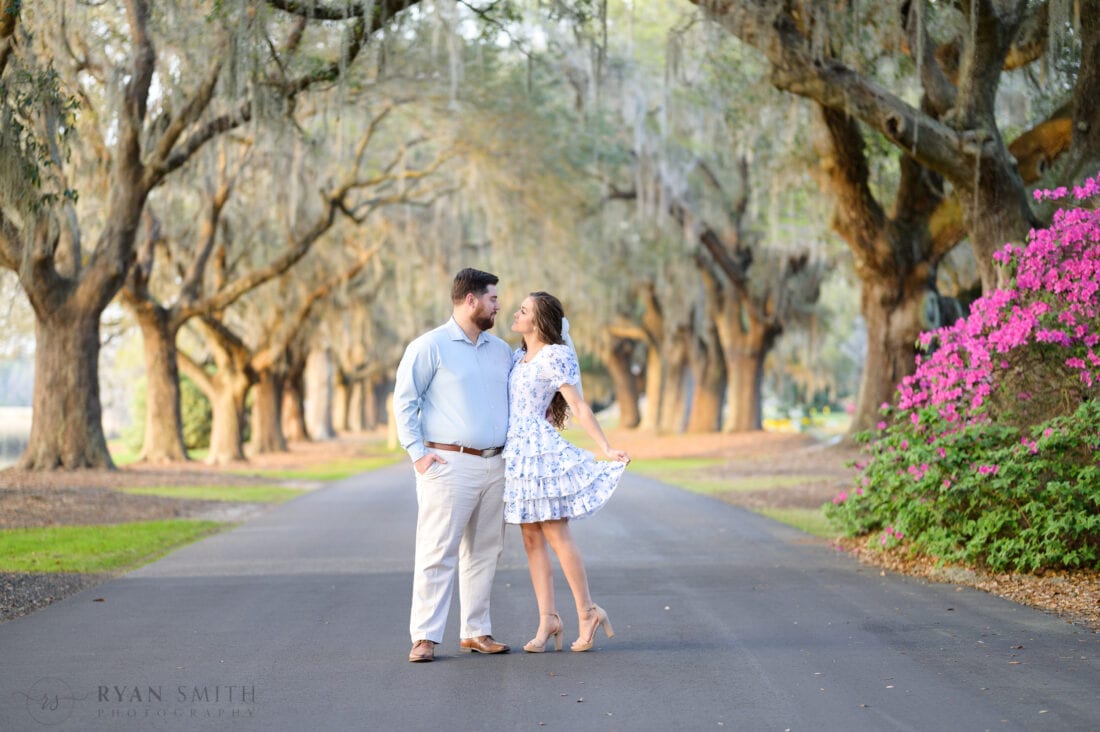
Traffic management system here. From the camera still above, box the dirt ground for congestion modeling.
[0,437,368,527]
[1,430,1097,631]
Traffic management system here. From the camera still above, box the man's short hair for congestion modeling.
[451,268,499,304]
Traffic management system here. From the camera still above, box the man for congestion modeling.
[393,268,513,663]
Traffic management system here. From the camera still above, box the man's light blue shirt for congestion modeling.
[394,317,512,462]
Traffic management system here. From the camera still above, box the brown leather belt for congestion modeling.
[424,441,504,458]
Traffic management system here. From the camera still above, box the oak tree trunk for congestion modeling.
[196,326,255,465]
[348,379,367,432]
[132,305,188,462]
[332,368,350,433]
[305,348,335,440]
[282,368,309,443]
[723,347,768,432]
[639,345,663,431]
[602,337,641,429]
[363,373,382,430]
[18,304,113,469]
[207,384,249,464]
[849,278,934,433]
[961,164,1037,289]
[686,326,726,433]
[724,349,766,431]
[250,367,287,454]
[718,308,776,433]
[638,283,664,431]
[657,327,691,433]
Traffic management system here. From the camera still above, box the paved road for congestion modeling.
[0,463,1097,731]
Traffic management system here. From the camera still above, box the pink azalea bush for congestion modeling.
[827,177,1100,572]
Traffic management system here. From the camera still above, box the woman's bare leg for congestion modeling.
[540,520,595,624]
[521,523,562,643]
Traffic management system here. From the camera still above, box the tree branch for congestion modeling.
[161,104,254,180]
[902,0,956,117]
[122,208,163,306]
[606,323,649,341]
[144,57,225,189]
[1063,0,1100,186]
[0,210,21,272]
[176,349,214,397]
[0,0,18,77]
[253,247,379,371]
[815,105,888,270]
[266,0,416,22]
[160,2,419,184]
[692,1,970,182]
[120,0,155,164]
[953,0,1028,127]
[175,142,252,314]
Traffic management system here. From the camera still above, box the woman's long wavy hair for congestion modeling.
[523,291,571,429]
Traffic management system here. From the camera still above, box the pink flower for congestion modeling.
[860,174,1100,547]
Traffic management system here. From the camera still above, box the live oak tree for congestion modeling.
[327,285,402,434]
[686,0,1100,431]
[250,255,379,456]
[122,95,437,462]
[689,0,1100,289]
[181,115,455,462]
[585,11,831,433]
[644,158,827,433]
[0,0,421,470]
[179,245,378,463]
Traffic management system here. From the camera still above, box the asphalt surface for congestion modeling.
[0,463,1097,731]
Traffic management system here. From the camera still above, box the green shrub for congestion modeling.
[827,179,1100,572]
[125,376,212,453]
[828,401,1100,571]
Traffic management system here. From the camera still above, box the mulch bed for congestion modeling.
[0,572,110,623]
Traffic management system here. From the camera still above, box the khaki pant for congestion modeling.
[409,451,505,643]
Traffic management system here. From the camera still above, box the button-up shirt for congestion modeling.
[394,317,512,462]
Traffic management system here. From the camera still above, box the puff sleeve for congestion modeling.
[538,344,581,390]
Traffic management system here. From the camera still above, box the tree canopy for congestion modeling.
[0,0,1095,469]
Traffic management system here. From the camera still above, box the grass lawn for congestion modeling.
[237,454,402,481]
[120,485,306,503]
[0,520,224,573]
[755,507,836,539]
[628,456,840,539]
[9,438,400,577]
[630,458,812,494]
[628,457,728,492]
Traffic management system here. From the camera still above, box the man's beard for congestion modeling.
[472,305,496,331]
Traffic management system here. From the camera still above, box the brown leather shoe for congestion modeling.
[409,639,435,662]
[459,635,510,654]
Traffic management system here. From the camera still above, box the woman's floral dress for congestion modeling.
[503,344,626,524]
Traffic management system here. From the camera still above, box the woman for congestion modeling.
[503,291,630,653]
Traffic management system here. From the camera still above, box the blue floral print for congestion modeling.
[503,344,626,524]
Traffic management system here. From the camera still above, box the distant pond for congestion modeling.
[0,407,31,468]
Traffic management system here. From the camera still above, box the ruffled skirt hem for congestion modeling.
[504,460,625,524]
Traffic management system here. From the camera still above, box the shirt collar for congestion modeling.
[445,316,478,346]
